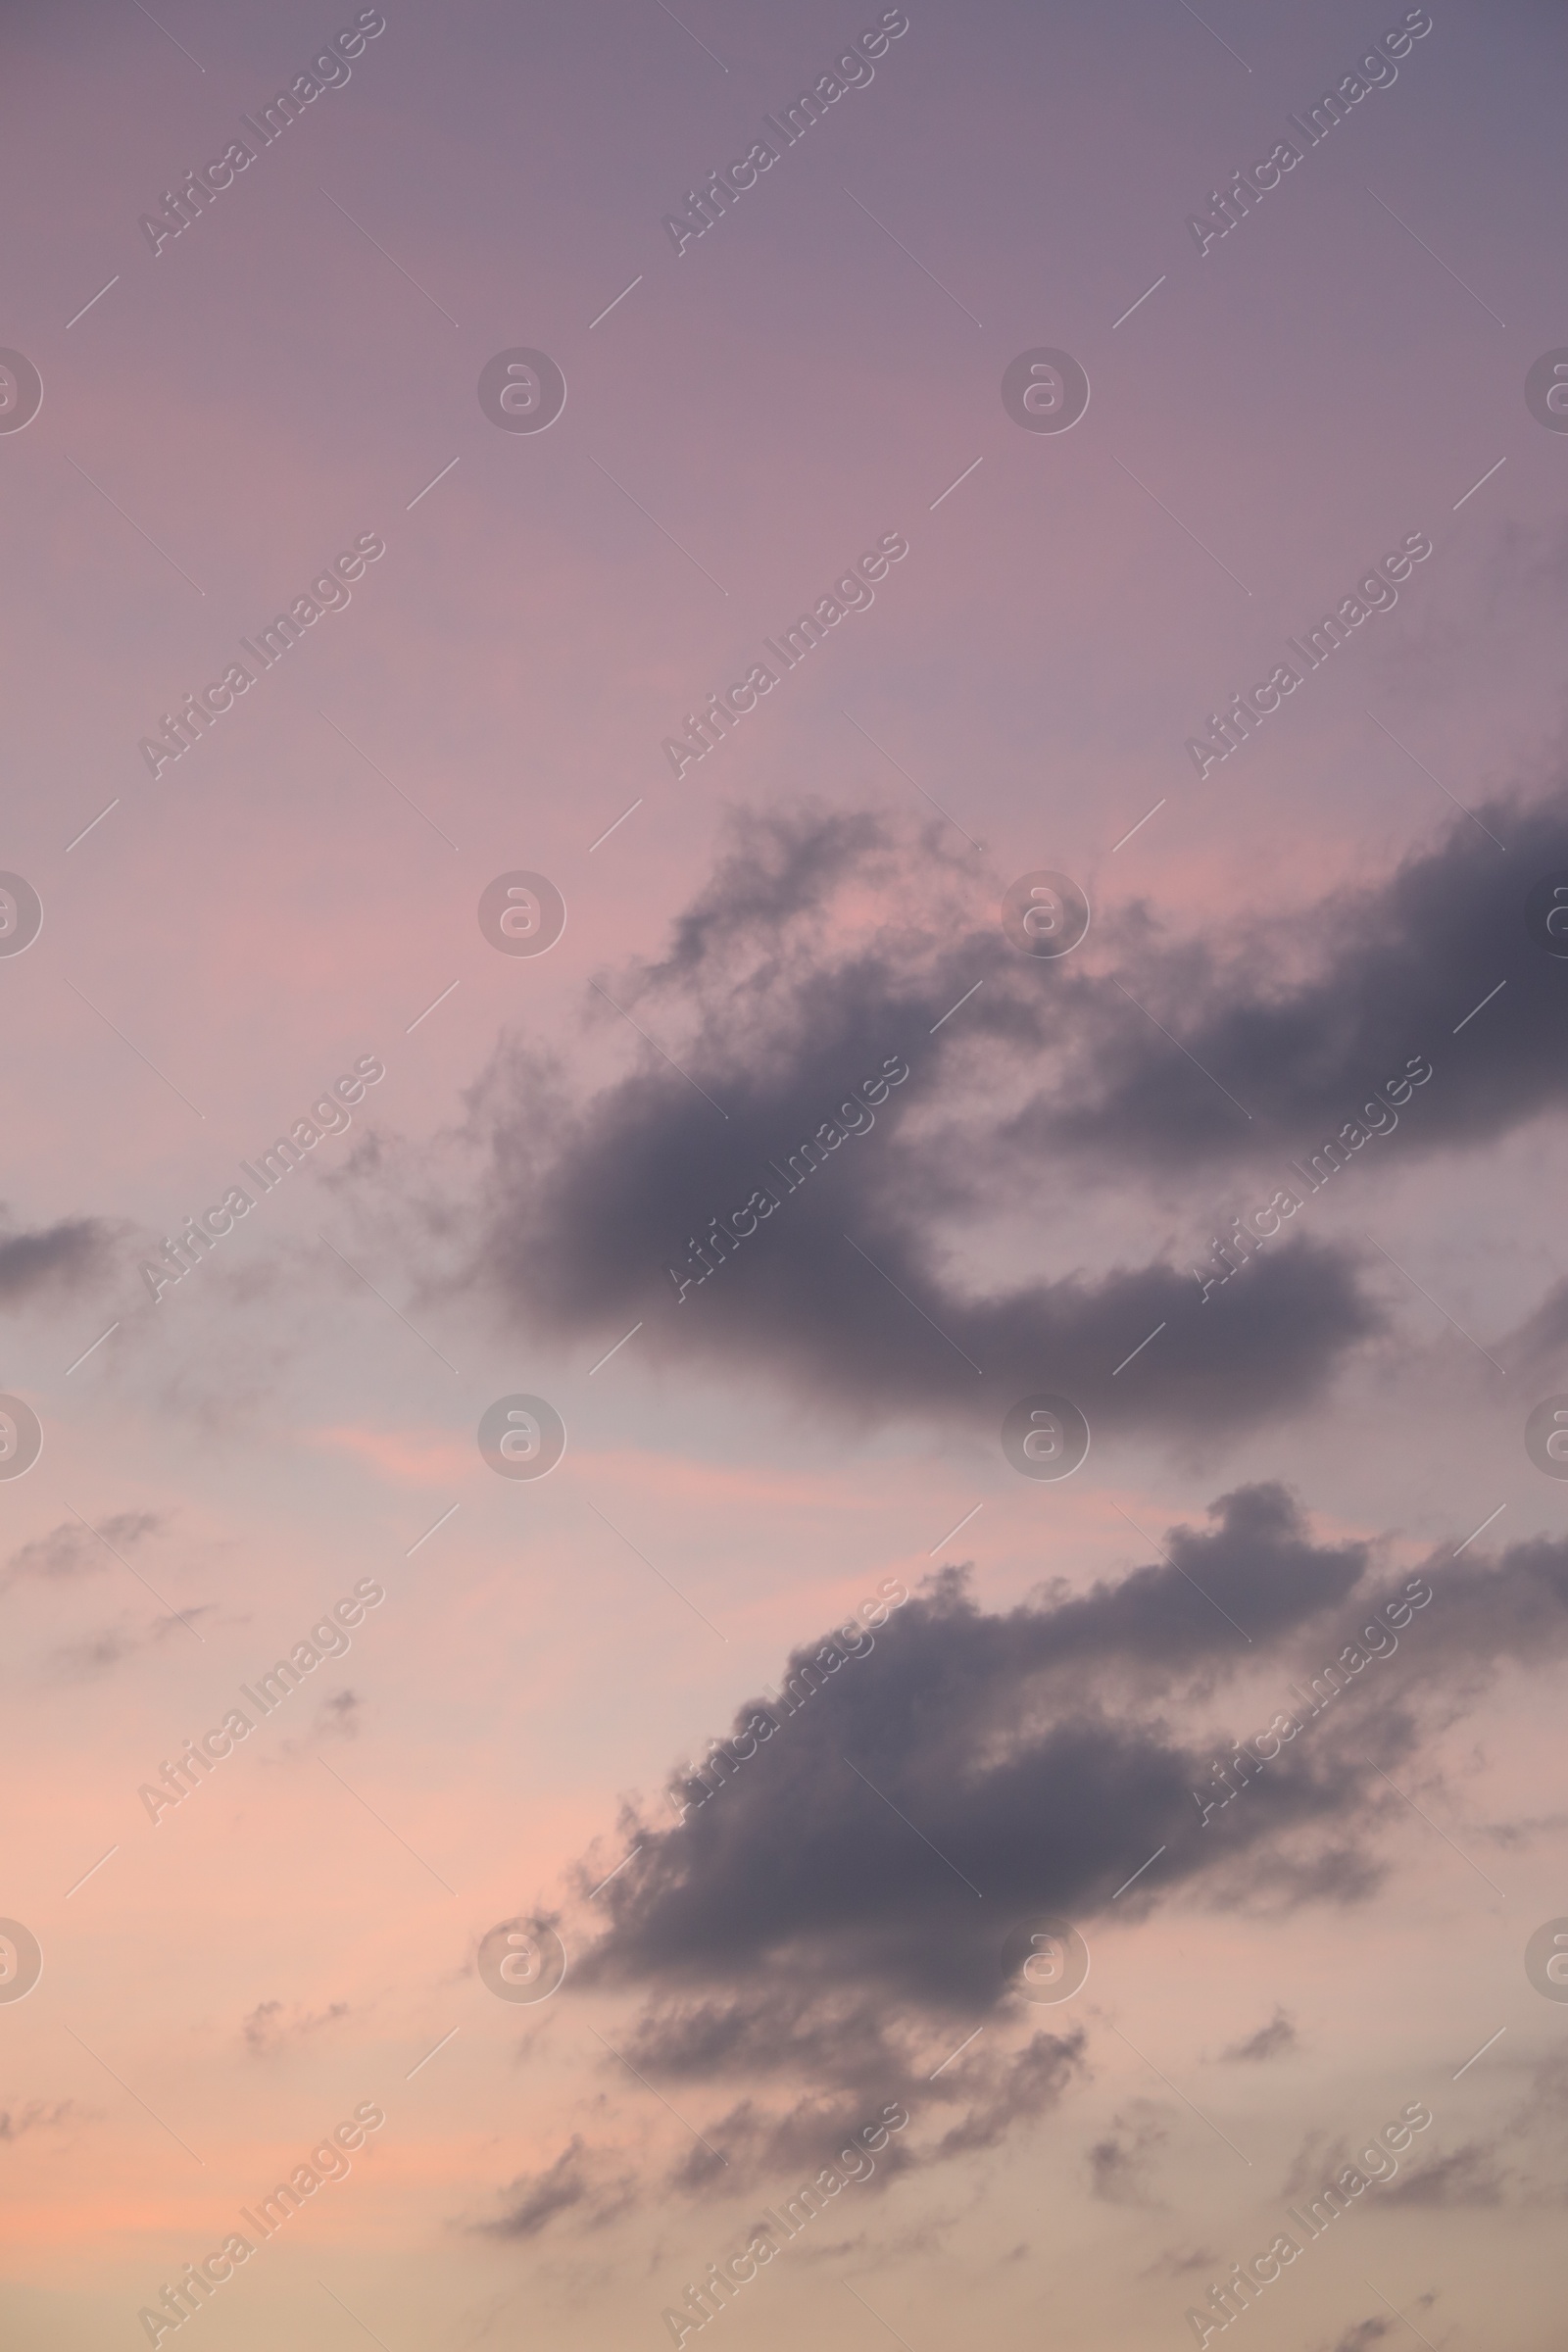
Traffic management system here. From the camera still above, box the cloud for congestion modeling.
[473,2137,636,2241]
[1143,2245,1221,2279]
[270,1690,364,1763]
[1087,2102,1170,2204]
[579,1484,1409,2017]
[459,1474,1568,2247]
[1327,2321,1392,2352]
[43,1601,214,1683]
[242,1999,285,2055]
[1279,2078,1568,2217]
[522,1483,1568,2247]
[453,792,1568,1443]
[1493,1277,1568,1377]
[651,2015,1083,2201]
[1380,2142,1507,2207]
[0,2100,78,2142]
[4,1510,164,1587]
[313,1690,361,1742]
[242,1997,350,2057]
[0,1216,117,1304]
[47,1624,142,1679]
[1012,787,1568,1178]
[457,807,1382,1443]
[470,2034,1086,2244]
[1221,2009,1298,2062]
[1378,2056,1568,2211]
[1474,1812,1568,1851]
[150,1604,211,1642]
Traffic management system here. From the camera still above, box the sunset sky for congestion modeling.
[3,3,1568,2349]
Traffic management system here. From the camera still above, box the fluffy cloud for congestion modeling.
[480,1481,1513,2241]
[1022,788,1568,1174]
[457,790,1568,1441]
[578,1485,1411,2016]
[499,1482,1568,2246]
[459,808,1388,1440]
[452,796,1568,2246]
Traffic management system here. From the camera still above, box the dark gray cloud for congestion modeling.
[578,1485,1423,2015]
[1021,789,1568,1177]
[576,1486,1568,2083]
[486,1491,1568,2245]
[0,1215,117,1304]
[459,791,1568,1440]
[652,2010,1082,2200]
[471,2019,1084,2247]
[460,810,1377,1440]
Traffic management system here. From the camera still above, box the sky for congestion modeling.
[2,1,1568,2348]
